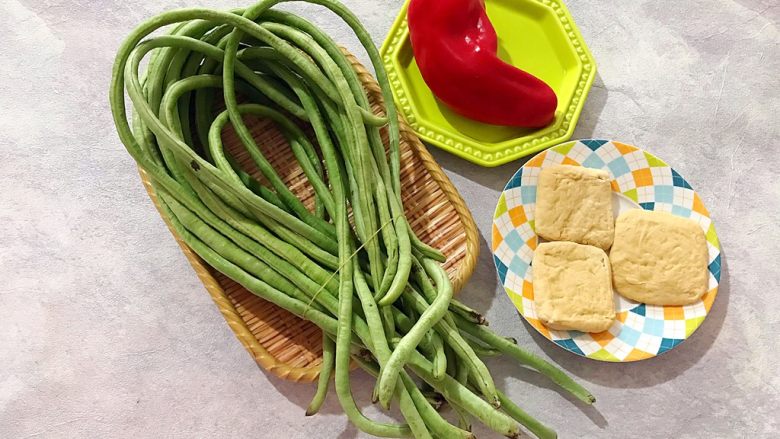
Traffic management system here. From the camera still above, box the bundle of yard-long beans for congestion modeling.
[109,1,594,437]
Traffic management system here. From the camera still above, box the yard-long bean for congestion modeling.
[109,1,594,438]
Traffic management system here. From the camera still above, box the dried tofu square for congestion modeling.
[610,209,708,305]
[535,165,614,250]
[533,241,615,333]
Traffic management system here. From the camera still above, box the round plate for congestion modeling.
[491,139,721,362]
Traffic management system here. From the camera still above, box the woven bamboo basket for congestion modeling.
[138,50,479,383]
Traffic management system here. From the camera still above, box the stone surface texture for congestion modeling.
[1,0,778,438]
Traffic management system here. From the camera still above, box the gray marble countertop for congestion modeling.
[2,0,778,437]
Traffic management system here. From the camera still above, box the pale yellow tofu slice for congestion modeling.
[535,165,615,250]
[533,241,615,333]
[610,209,708,305]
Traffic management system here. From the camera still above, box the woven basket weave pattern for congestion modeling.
[139,50,479,383]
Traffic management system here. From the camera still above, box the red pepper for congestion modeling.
[408,0,557,128]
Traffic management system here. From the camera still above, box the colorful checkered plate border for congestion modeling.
[492,139,721,362]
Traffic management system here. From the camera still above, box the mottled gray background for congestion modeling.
[1,0,778,437]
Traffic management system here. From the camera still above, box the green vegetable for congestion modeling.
[110,1,594,438]
[306,333,335,416]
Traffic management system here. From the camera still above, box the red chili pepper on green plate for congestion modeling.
[408,0,558,128]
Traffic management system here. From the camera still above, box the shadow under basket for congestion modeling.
[138,50,479,383]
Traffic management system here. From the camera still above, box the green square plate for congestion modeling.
[380,0,597,167]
